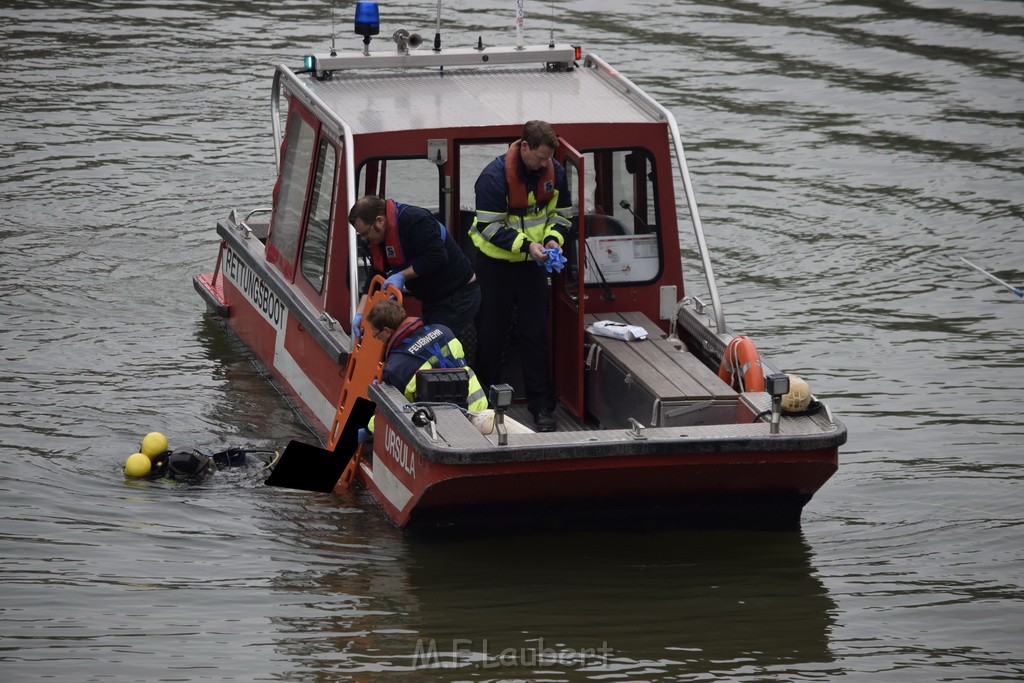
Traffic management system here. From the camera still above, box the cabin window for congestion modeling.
[358,157,443,210]
[299,139,337,293]
[354,157,444,294]
[458,143,509,209]
[268,112,317,276]
[455,142,510,240]
[575,148,662,286]
[455,143,662,287]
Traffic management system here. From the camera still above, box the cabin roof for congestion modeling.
[295,60,666,136]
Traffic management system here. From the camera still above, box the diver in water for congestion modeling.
[146,447,279,483]
[123,432,279,483]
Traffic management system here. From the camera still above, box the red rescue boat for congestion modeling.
[194,4,846,531]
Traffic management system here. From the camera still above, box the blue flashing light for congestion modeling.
[354,2,380,37]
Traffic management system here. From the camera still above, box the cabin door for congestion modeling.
[552,139,586,420]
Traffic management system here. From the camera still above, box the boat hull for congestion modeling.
[349,388,843,531]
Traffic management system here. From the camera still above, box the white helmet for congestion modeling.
[782,374,812,412]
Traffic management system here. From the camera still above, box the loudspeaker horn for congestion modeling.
[393,29,423,54]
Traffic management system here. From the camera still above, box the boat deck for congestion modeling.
[504,402,596,433]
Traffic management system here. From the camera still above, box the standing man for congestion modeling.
[348,195,479,359]
[470,120,573,432]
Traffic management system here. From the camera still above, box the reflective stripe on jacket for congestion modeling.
[470,147,571,262]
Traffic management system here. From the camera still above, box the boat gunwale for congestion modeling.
[369,385,847,468]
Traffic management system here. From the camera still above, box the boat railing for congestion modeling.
[227,207,272,240]
[272,64,360,327]
[583,53,727,333]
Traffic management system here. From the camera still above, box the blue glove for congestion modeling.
[384,272,407,292]
[539,247,567,273]
[357,428,369,443]
[352,312,363,338]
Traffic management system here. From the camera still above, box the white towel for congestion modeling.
[587,320,649,341]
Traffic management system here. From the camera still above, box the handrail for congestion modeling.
[583,53,727,333]
[272,65,360,329]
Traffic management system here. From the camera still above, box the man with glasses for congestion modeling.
[348,195,479,361]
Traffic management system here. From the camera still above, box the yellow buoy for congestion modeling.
[124,452,152,478]
[140,432,168,458]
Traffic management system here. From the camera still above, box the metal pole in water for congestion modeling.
[961,257,1023,299]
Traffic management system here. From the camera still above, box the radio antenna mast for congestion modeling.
[434,0,442,51]
[515,0,524,50]
[329,0,337,55]
[550,1,557,47]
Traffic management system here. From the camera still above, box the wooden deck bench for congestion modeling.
[584,312,737,428]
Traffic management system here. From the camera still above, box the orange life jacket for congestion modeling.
[505,140,554,212]
[369,199,408,274]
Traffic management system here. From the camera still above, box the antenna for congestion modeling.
[330,0,337,56]
[549,0,554,48]
[433,0,442,51]
[515,0,524,50]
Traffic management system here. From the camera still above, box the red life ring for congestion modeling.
[718,335,765,392]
